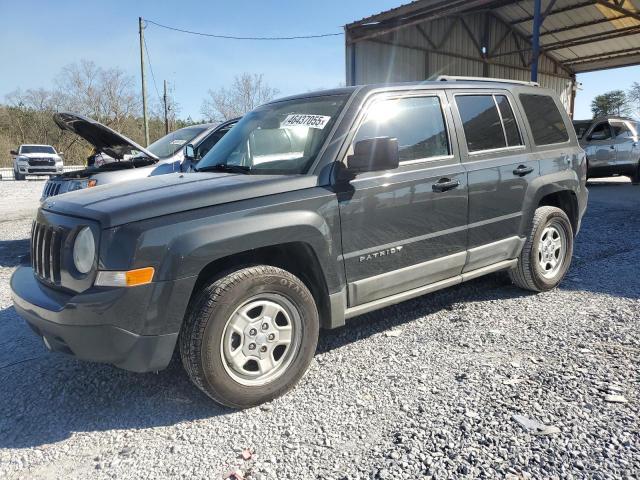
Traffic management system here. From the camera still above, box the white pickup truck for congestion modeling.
[10,144,64,180]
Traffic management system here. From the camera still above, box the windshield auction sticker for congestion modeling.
[282,114,331,129]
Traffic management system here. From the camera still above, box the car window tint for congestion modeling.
[611,122,633,139]
[519,94,569,145]
[573,121,592,139]
[495,95,522,147]
[354,96,450,162]
[590,123,612,141]
[456,95,506,152]
[197,127,232,159]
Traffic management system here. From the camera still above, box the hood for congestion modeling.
[41,172,317,228]
[53,112,159,161]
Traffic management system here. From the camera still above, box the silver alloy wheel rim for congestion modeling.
[537,221,566,279]
[220,293,301,387]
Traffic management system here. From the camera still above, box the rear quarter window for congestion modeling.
[519,94,569,145]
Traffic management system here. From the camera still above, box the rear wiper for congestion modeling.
[196,164,251,174]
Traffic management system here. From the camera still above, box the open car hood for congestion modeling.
[53,112,159,161]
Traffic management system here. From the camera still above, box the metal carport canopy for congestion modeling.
[346,0,640,76]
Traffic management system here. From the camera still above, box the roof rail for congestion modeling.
[436,75,540,87]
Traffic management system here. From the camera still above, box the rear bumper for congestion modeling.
[10,266,194,372]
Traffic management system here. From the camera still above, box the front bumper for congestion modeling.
[10,266,194,372]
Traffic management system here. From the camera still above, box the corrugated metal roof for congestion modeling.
[347,0,640,73]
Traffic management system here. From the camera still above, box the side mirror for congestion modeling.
[184,143,195,160]
[347,137,399,173]
[10,150,18,156]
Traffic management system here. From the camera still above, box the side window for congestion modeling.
[589,123,612,141]
[196,127,231,159]
[611,122,633,139]
[456,94,523,153]
[519,94,569,145]
[495,95,522,147]
[354,96,450,163]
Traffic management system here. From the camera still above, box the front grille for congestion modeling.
[43,181,63,199]
[31,221,64,284]
[29,158,55,166]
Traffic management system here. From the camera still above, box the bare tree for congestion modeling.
[628,82,640,117]
[55,60,139,129]
[201,73,279,122]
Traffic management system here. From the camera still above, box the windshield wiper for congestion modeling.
[196,164,251,174]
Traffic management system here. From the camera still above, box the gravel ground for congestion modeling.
[0,179,638,480]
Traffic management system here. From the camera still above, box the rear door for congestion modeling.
[448,90,534,272]
[337,91,468,307]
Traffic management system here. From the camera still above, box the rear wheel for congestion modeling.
[509,206,574,292]
[179,266,319,408]
[631,161,640,185]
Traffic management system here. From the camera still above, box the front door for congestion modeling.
[337,92,468,307]
[585,122,616,175]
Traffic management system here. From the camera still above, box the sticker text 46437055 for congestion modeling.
[282,114,331,130]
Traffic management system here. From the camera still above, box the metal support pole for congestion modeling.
[569,75,577,119]
[531,0,542,82]
[163,80,169,135]
[139,17,150,147]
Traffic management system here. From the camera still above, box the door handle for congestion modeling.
[432,178,460,193]
[513,165,534,176]
[610,145,616,150]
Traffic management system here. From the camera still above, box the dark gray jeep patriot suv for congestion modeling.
[11,79,588,408]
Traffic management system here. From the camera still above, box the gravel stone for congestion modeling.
[0,179,638,479]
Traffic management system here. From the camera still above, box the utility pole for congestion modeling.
[163,80,169,135]
[139,16,150,146]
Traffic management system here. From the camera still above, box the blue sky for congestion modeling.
[0,0,637,120]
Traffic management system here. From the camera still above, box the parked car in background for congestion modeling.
[11,79,587,408]
[573,116,640,184]
[41,113,238,199]
[10,144,64,180]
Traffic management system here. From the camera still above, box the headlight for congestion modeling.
[68,179,98,191]
[73,227,95,274]
[17,156,28,163]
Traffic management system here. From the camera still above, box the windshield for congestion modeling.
[145,126,209,158]
[197,94,349,175]
[573,121,592,139]
[21,145,55,154]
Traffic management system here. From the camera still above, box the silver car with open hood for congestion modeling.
[41,112,238,200]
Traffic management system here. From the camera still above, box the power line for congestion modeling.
[143,36,162,105]
[145,19,343,40]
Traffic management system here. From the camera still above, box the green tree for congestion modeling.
[591,90,631,117]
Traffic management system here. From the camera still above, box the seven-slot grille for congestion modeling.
[42,181,63,198]
[31,221,64,284]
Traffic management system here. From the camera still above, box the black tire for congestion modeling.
[631,162,640,185]
[14,170,24,181]
[179,266,319,408]
[509,206,574,292]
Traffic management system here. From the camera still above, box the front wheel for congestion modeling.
[179,266,319,408]
[14,170,25,181]
[509,206,574,292]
